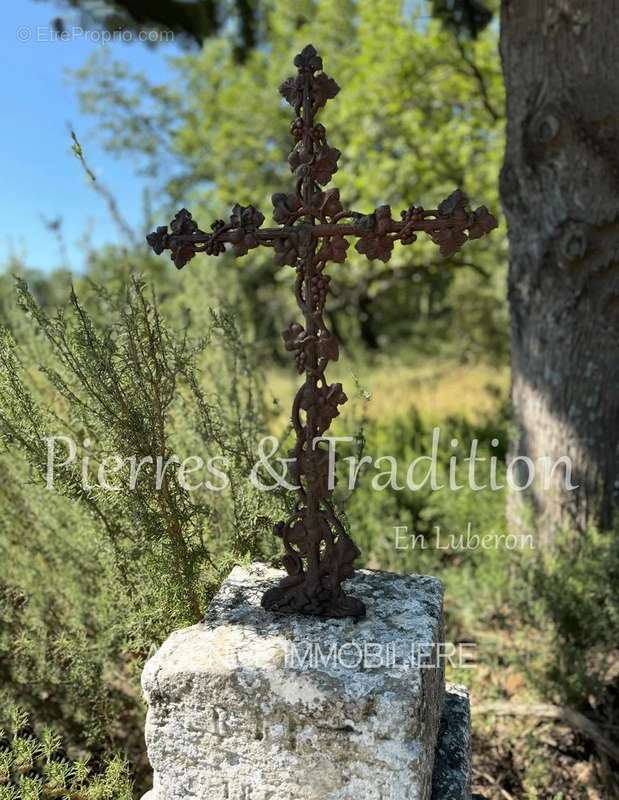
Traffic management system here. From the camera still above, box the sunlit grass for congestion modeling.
[265,360,510,432]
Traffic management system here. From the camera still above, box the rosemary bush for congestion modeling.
[0,275,283,761]
[0,705,133,800]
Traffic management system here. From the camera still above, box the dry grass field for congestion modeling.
[266,360,510,431]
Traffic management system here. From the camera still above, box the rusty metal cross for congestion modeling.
[147,44,497,620]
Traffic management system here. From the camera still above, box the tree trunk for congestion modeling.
[500,0,619,543]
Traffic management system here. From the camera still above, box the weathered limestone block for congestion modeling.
[142,563,446,800]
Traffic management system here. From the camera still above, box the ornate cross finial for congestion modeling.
[147,44,498,620]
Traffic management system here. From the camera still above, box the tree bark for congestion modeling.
[500,1,619,543]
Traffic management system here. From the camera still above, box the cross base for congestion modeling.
[261,576,366,620]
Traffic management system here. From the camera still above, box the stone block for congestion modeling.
[142,563,446,800]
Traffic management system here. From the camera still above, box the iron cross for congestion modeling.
[147,44,498,620]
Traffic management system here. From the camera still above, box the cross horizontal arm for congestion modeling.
[147,189,498,269]
[153,212,479,243]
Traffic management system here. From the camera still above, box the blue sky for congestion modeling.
[1,1,180,272]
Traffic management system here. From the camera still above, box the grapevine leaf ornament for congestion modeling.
[147,44,498,620]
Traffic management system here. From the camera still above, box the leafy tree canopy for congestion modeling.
[35,0,259,57]
[431,0,494,39]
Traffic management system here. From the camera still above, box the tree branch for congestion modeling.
[455,37,501,122]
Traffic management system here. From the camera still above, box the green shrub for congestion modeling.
[0,276,283,770]
[0,706,132,800]
[524,527,619,708]
[341,403,514,629]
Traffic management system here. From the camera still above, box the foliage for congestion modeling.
[524,527,619,709]
[338,396,514,631]
[0,705,133,800]
[34,0,258,54]
[0,276,283,769]
[431,0,495,39]
[0,486,127,750]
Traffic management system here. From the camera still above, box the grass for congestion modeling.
[265,359,510,432]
